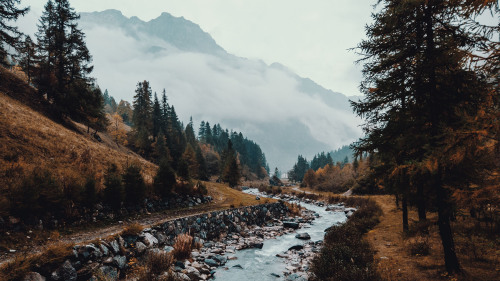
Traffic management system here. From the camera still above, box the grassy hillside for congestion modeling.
[0,67,158,190]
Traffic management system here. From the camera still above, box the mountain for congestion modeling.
[78,10,362,171]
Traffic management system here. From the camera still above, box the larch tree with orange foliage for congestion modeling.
[108,113,128,146]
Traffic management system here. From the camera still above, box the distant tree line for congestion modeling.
[198,120,269,180]
[102,81,269,189]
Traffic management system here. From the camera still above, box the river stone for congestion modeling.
[283,221,299,229]
[213,254,227,265]
[184,266,201,279]
[288,245,304,251]
[252,242,264,249]
[109,240,120,254]
[113,255,127,269]
[135,241,147,254]
[141,232,158,246]
[98,266,118,280]
[295,233,311,240]
[164,245,174,253]
[175,261,185,269]
[51,260,76,281]
[22,272,46,281]
[204,258,218,267]
[99,244,109,256]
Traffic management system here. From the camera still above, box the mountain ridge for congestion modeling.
[78,9,362,170]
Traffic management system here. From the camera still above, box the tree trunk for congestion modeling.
[436,176,461,273]
[402,192,409,232]
[424,3,461,274]
[417,183,426,221]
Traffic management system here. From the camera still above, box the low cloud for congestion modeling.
[84,25,362,169]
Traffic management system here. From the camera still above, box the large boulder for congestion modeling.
[113,255,127,270]
[141,232,158,246]
[283,221,299,229]
[295,233,311,240]
[51,260,77,281]
[98,266,118,281]
[288,245,304,251]
[22,272,46,281]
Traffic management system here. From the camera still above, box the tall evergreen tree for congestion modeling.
[353,0,498,273]
[132,80,153,155]
[154,158,176,198]
[222,140,240,187]
[0,0,29,63]
[123,164,146,206]
[35,0,93,118]
[17,35,37,83]
[152,92,162,138]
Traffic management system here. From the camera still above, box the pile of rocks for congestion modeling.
[21,202,288,281]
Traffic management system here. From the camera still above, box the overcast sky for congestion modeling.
[18,0,377,97]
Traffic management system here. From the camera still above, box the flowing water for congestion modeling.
[213,189,347,280]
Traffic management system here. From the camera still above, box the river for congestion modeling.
[213,189,347,280]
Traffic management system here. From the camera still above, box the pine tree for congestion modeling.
[198,121,206,141]
[154,158,176,199]
[35,0,93,118]
[353,0,498,273]
[182,144,199,179]
[123,164,146,206]
[152,92,162,138]
[132,80,153,155]
[17,35,37,83]
[185,117,197,147]
[0,0,29,63]
[222,140,240,187]
[195,145,209,181]
[104,164,122,211]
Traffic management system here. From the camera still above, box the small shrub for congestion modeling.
[285,202,301,217]
[172,233,194,260]
[122,223,144,236]
[408,236,431,256]
[147,251,174,275]
[175,181,195,196]
[196,181,208,195]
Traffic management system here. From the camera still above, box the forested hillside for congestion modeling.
[0,0,269,228]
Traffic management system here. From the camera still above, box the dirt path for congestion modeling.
[0,182,269,267]
[0,203,230,267]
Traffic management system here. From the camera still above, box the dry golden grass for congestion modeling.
[285,202,302,217]
[0,91,157,188]
[172,233,194,260]
[0,242,74,281]
[121,223,145,236]
[366,195,500,281]
[204,181,276,208]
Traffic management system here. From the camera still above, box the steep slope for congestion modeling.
[0,67,157,188]
[78,10,362,171]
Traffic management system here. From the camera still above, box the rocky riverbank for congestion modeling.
[16,202,288,281]
[15,191,356,281]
